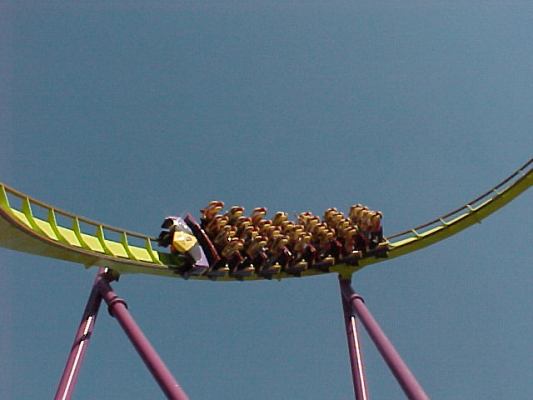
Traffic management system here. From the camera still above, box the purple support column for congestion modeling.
[339,277,369,400]
[55,268,105,400]
[97,277,189,400]
[339,278,429,400]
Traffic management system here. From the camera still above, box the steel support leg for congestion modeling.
[55,268,105,400]
[97,276,189,400]
[339,277,369,400]
[339,278,429,400]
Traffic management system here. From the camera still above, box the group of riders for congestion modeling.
[157,201,386,276]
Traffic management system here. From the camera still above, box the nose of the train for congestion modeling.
[172,231,198,253]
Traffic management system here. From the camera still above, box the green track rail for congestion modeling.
[0,159,531,281]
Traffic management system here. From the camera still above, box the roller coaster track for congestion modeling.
[0,159,531,281]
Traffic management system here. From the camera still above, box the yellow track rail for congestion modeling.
[0,159,531,281]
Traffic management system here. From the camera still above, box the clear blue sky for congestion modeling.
[1,2,531,399]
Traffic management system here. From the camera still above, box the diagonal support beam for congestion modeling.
[339,276,369,400]
[55,268,105,400]
[339,277,429,400]
[97,274,189,400]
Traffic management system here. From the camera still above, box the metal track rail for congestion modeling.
[1,159,531,281]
